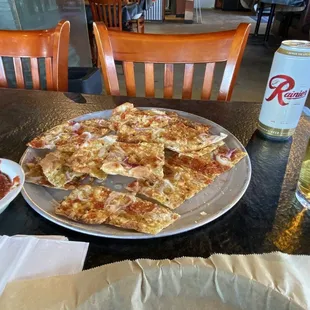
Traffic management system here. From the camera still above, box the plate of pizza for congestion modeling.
[20,103,251,239]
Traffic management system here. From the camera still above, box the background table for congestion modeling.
[0,89,309,269]
[253,0,306,42]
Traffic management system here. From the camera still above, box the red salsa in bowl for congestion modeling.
[0,172,20,200]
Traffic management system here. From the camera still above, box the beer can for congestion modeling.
[258,40,310,140]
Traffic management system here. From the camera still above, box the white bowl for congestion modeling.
[0,159,25,214]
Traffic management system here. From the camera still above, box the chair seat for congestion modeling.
[109,26,122,31]
[275,4,306,12]
[129,16,145,33]
[258,2,306,12]
[131,13,143,19]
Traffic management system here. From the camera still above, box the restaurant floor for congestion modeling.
[113,9,310,105]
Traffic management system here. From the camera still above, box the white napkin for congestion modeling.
[0,235,89,295]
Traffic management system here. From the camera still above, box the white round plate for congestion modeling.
[20,108,251,239]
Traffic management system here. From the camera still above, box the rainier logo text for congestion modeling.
[265,74,307,106]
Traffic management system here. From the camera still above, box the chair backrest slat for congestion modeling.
[201,63,215,100]
[30,57,40,90]
[107,2,113,27]
[145,63,155,97]
[123,61,136,97]
[90,3,99,20]
[164,64,174,99]
[99,4,105,22]
[0,57,8,88]
[45,58,53,91]
[113,2,117,27]
[13,57,25,89]
[93,22,250,101]
[182,63,194,99]
[0,20,69,91]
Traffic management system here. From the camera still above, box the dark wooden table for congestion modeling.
[0,88,309,269]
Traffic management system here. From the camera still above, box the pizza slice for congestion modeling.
[56,185,180,234]
[117,124,162,144]
[179,140,225,157]
[104,191,180,235]
[52,132,92,153]
[127,164,212,210]
[117,120,220,149]
[27,118,111,151]
[167,146,247,178]
[109,102,137,131]
[109,102,179,132]
[115,112,224,153]
[69,136,117,180]
[55,185,112,224]
[100,142,165,181]
[70,119,111,137]
[157,123,227,153]
[39,151,84,188]
[127,146,246,209]
[177,117,211,134]
[28,124,68,149]
[24,157,84,190]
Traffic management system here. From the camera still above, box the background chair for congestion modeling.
[126,0,145,33]
[0,20,70,92]
[89,0,123,30]
[89,0,122,66]
[93,22,250,101]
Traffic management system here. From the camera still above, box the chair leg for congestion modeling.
[283,12,293,38]
[198,0,202,23]
[264,4,276,42]
[195,1,198,23]
[254,2,264,36]
[137,17,145,33]
[140,22,145,33]
[88,23,97,67]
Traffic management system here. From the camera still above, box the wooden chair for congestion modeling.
[126,0,145,33]
[93,22,250,101]
[129,15,145,34]
[89,0,122,66]
[0,20,70,92]
[89,0,123,31]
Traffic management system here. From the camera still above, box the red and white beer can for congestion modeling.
[258,40,310,140]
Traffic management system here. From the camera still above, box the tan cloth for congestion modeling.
[0,252,309,309]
